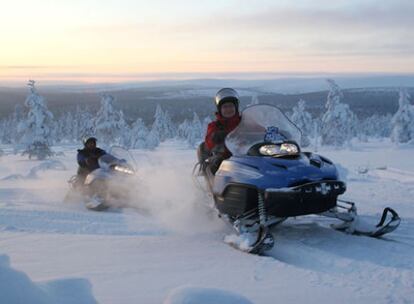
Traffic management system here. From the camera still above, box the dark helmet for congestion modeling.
[214,88,239,113]
[83,137,97,146]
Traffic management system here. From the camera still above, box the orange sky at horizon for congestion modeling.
[1,1,413,83]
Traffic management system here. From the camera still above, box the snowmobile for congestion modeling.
[193,104,400,254]
[66,146,137,211]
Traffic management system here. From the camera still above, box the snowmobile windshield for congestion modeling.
[225,104,302,156]
[108,146,137,171]
[98,154,118,170]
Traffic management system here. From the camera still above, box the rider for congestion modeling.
[76,137,106,185]
[202,88,241,173]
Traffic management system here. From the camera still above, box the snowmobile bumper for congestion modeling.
[265,180,346,217]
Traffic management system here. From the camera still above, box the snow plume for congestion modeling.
[129,143,224,234]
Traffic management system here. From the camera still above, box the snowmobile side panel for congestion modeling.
[215,184,258,217]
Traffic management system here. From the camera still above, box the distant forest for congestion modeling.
[0,86,408,125]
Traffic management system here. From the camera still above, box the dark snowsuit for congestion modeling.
[76,147,107,184]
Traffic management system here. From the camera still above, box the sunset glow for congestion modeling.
[1,0,413,83]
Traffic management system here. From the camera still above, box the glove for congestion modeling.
[208,154,224,173]
[212,130,227,144]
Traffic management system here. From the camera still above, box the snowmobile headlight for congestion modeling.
[259,143,299,156]
[259,145,281,156]
[279,143,299,154]
[113,165,135,175]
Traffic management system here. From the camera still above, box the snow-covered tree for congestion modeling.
[357,114,392,140]
[18,80,55,159]
[390,89,414,143]
[176,112,205,147]
[2,105,25,144]
[151,105,176,142]
[129,118,154,149]
[187,112,204,147]
[290,99,313,147]
[75,106,95,142]
[177,119,190,140]
[56,111,75,143]
[94,94,128,145]
[320,79,357,146]
[145,128,160,150]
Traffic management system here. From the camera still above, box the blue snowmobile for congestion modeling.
[194,104,400,254]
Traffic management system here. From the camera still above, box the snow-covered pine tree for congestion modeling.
[164,110,177,139]
[18,80,55,159]
[290,99,313,147]
[320,79,356,146]
[3,105,25,144]
[129,118,151,149]
[177,119,190,140]
[390,88,414,143]
[145,127,160,150]
[151,105,176,142]
[187,112,203,147]
[94,94,127,146]
[357,114,392,140]
[57,111,75,143]
[76,106,95,142]
[0,119,9,144]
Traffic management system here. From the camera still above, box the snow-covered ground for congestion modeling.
[0,140,413,304]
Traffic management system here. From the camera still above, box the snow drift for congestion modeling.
[0,254,97,304]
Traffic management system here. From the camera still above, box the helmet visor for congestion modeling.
[215,88,239,107]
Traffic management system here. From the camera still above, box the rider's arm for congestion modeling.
[205,122,218,150]
[205,121,227,151]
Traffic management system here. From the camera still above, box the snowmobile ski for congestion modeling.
[324,200,401,238]
[225,225,275,255]
[85,196,110,211]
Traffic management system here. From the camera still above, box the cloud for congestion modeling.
[202,1,414,32]
[167,1,414,56]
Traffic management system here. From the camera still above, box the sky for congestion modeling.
[0,0,413,83]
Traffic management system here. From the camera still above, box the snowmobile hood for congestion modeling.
[213,152,339,195]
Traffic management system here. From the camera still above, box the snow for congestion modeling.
[163,286,253,304]
[0,139,413,303]
[0,254,96,304]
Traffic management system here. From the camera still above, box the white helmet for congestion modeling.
[214,88,239,111]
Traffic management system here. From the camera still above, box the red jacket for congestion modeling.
[205,113,241,158]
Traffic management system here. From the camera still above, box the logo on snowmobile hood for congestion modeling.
[264,126,286,144]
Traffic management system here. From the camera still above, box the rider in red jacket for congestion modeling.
[203,88,241,172]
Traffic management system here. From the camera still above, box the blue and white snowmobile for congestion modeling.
[66,147,137,211]
[193,104,400,254]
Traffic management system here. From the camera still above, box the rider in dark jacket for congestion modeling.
[76,137,106,184]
